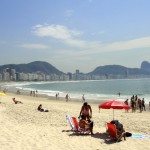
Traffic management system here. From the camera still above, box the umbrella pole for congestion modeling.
[113,109,114,120]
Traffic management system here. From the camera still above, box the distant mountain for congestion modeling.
[141,61,150,70]
[1,60,150,77]
[88,62,150,76]
[0,61,64,75]
[88,65,128,75]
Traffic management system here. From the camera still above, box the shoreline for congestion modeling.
[3,89,150,110]
[1,81,150,107]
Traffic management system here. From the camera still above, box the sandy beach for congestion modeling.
[0,92,150,150]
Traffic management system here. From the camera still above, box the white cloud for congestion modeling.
[103,36,150,52]
[32,24,150,53]
[32,24,85,47]
[33,24,81,40]
[20,43,48,49]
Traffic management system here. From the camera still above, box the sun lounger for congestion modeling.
[106,122,118,140]
[106,122,124,141]
[66,115,91,134]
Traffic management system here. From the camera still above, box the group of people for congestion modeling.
[78,102,93,134]
[30,90,38,97]
[77,102,127,141]
[124,95,147,113]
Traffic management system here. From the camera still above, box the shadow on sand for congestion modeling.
[62,130,117,144]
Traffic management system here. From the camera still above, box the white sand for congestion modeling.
[0,93,150,150]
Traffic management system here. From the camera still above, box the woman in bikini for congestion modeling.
[79,102,92,120]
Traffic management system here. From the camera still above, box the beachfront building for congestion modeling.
[2,72,10,81]
[1,67,150,82]
[0,73,2,81]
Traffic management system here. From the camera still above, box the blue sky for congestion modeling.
[0,0,150,73]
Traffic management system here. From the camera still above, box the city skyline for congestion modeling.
[1,0,150,72]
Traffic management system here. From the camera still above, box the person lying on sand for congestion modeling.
[37,104,49,112]
[12,98,23,104]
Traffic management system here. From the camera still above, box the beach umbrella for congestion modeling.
[99,100,130,120]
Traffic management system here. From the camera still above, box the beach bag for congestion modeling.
[126,132,132,137]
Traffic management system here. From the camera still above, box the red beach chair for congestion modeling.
[106,122,118,140]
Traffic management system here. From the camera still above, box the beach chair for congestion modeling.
[72,117,79,131]
[106,122,126,142]
[107,122,127,142]
[66,115,75,131]
[106,122,118,140]
[72,117,92,134]
[66,115,91,134]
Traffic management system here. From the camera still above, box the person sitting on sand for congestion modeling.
[12,98,23,104]
[37,104,49,112]
[79,102,92,120]
[110,120,126,141]
[79,115,94,135]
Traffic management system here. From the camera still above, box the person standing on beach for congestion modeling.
[65,94,69,102]
[142,98,146,111]
[138,98,142,113]
[56,93,58,99]
[124,99,129,112]
[79,102,92,120]
[82,94,85,103]
[36,90,38,97]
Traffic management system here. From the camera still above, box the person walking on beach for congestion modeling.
[138,98,142,113]
[79,102,92,120]
[82,94,85,103]
[142,98,146,111]
[130,98,136,113]
[65,94,69,102]
[36,90,38,97]
[124,99,129,112]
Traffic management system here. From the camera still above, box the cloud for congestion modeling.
[20,43,48,49]
[32,24,85,47]
[33,24,81,40]
[32,24,150,53]
[103,36,150,52]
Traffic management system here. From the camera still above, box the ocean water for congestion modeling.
[2,78,150,104]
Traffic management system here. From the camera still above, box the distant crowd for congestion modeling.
[124,95,148,113]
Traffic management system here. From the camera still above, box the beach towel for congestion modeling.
[130,133,150,139]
